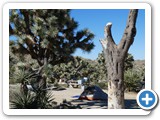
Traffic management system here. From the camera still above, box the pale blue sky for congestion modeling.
[71,9,145,60]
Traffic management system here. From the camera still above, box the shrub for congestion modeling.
[124,69,143,92]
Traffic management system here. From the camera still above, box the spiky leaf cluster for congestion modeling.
[9,9,95,66]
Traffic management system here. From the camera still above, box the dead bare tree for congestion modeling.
[100,9,138,109]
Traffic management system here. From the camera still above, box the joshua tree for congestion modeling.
[100,9,138,109]
[9,9,94,90]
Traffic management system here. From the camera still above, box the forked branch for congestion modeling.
[118,9,138,53]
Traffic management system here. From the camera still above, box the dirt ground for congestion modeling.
[9,84,140,109]
[49,88,139,109]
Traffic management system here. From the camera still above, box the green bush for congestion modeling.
[124,69,143,92]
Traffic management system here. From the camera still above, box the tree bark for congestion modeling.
[100,9,138,109]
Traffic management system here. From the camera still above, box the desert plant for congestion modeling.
[10,90,56,109]
[10,9,95,90]
[10,91,37,109]
[34,91,57,109]
[9,67,36,84]
[124,69,141,92]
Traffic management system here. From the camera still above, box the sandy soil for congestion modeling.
[9,84,140,109]
[50,88,83,104]
[49,88,139,109]
[50,88,136,103]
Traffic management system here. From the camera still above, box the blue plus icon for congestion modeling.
[137,89,158,110]
[142,93,153,105]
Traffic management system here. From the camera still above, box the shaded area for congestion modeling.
[71,99,108,109]
[70,99,140,109]
[124,99,140,109]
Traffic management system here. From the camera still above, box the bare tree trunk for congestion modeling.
[100,9,138,109]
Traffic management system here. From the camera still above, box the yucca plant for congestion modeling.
[10,91,37,109]
[10,66,37,84]
[10,90,57,109]
[35,91,57,109]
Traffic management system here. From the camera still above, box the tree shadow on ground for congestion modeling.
[124,99,140,109]
[71,99,108,109]
[70,99,140,109]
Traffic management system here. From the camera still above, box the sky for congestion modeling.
[70,9,145,60]
[10,9,145,60]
